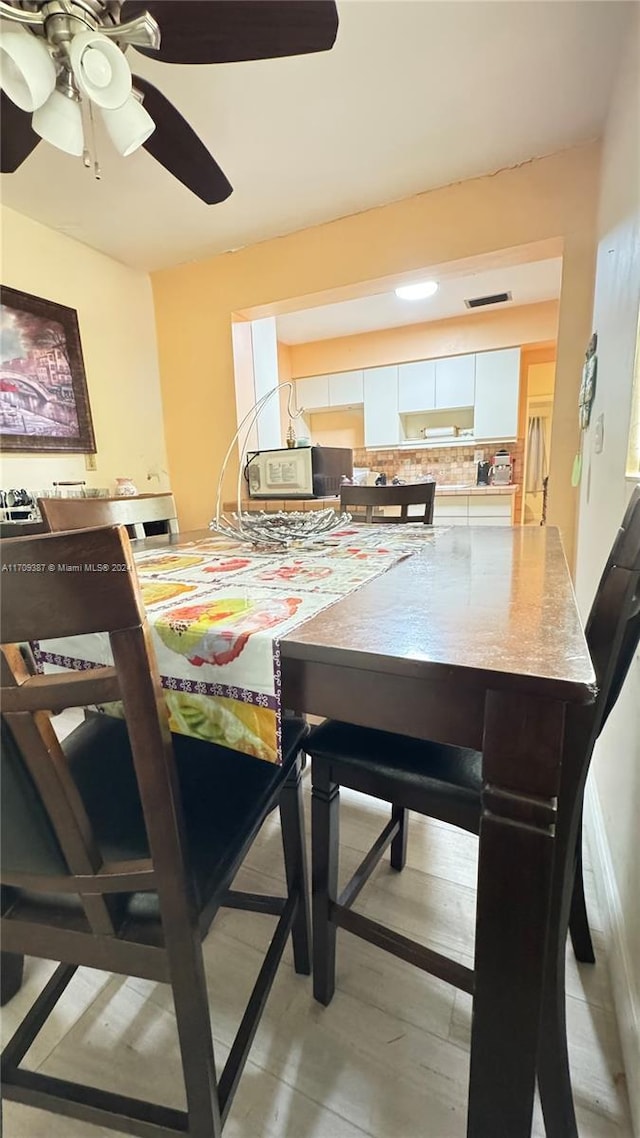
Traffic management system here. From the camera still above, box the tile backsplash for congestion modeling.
[353,439,525,519]
[353,440,521,483]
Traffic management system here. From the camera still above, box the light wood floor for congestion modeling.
[2,727,633,1137]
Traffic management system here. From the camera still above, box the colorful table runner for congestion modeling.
[35,525,440,764]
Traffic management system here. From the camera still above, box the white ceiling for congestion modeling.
[1,1,630,272]
[275,257,563,343]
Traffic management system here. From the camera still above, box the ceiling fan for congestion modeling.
[0,0,339,203]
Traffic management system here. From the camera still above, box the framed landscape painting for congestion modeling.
[0,286,96,453]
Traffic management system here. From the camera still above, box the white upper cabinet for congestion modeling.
[296,350,520,444]
[398,360,436,412]
[474,348,521,440]
[297,371,365,411]
[434,354,476,409]
[364,366,400,446]
[296,374,330,411]
[329,370,364,407]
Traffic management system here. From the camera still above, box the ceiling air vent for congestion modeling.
[464,291,512,309]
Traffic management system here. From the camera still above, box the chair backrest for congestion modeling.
[585,486,640,739]
[340,482,436,524]
[0,526,193,937]
[555,488,640,878]
[0,521,47,539]
[38,493,179,540]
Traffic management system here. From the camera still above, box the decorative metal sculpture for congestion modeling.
[579,332,598,430]
[210,382,350,550]
[572,331,599,487]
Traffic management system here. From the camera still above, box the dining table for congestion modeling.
[35,521,596,1138]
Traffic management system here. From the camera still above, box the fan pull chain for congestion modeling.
[80,98,101,181]
[80,96,91,169]
[88,101,101,181]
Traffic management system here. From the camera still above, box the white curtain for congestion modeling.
[526,416,548,493]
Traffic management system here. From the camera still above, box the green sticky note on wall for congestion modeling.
[571,452,582,487]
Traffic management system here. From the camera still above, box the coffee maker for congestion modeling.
[476,461,491,486]
[489,450,513,486]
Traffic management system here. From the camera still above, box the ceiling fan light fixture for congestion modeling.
[0,26,56,111]
[69,30,131,110]
[32,87,84,156]
[101,93,155,156]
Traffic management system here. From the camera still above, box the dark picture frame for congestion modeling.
[0,285,96,453]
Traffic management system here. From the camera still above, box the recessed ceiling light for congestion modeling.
[395,280,439,301]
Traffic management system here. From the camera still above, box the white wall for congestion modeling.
[575,12,640,1131]
[229,317,282,501]
[0,206,169,497]
[232,319,259,463]
[251,317,281,450]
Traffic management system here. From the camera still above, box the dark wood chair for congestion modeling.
[0,524,47,672]
[38,492,179,539]
[0,521,47,538]
[306,487,640,1138]
[340,482,436,524]
[0,525,311,1138]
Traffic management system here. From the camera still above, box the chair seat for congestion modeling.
[64,714,308,912]
[307,720,482,833]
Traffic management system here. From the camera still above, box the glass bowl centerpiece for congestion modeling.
[210,382,350,551]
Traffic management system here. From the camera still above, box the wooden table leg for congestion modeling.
[467,692,565,1138]
[279,752,312,976]
[311,759,340,1006]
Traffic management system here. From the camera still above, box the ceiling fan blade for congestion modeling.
[121,1,338,65]
[133,76,232,204]
[1,90,41,173]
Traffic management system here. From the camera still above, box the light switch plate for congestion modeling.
[594,414,605,454]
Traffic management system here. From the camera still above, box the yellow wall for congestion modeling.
[289,299,559,378]
[527,362,556,399]
[308,409,365,450]
[518,345,557,440]
[0,206,169,496]
[520,358,556,523]
[152,143,599,566]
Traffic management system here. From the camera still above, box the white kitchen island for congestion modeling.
[432,484,517,526]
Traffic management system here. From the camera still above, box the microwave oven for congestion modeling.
[246,446,353,499]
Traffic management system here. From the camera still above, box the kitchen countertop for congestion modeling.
[433,484,518,496]
[224,485,519,511]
